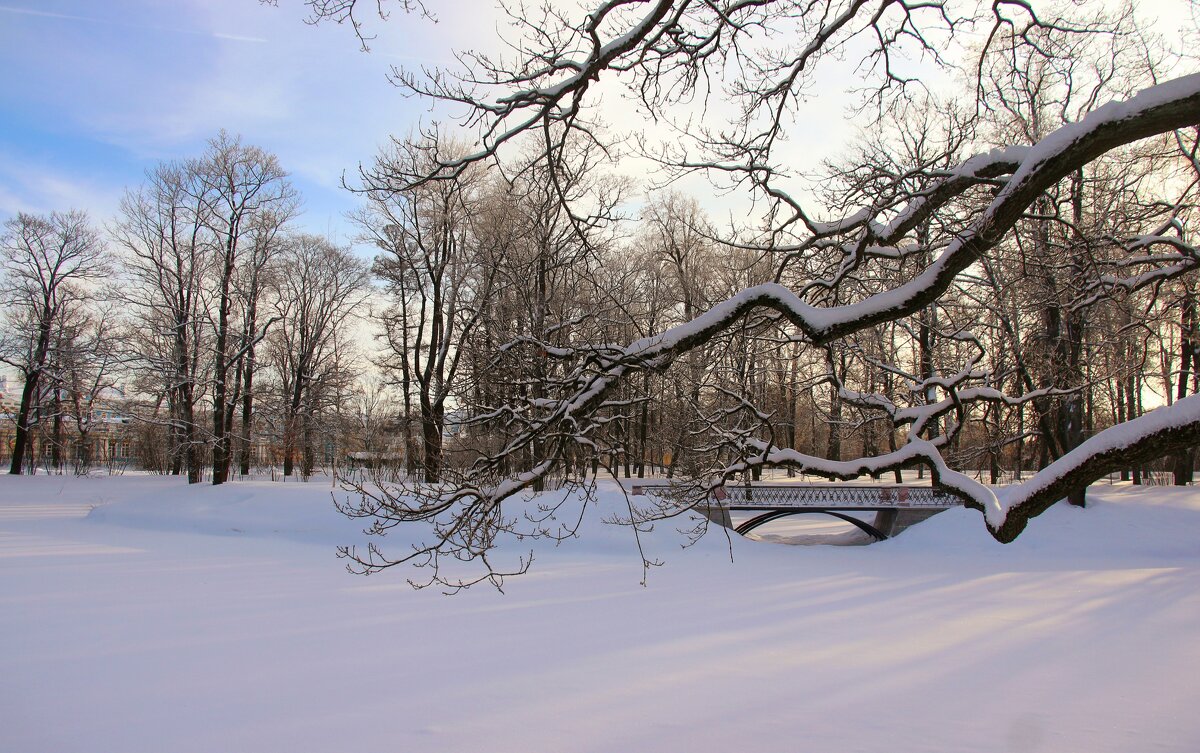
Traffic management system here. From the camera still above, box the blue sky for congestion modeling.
[1,0,1191,249]
[0,0,492,244]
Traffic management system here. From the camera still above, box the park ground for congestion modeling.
[2,472,1198,752]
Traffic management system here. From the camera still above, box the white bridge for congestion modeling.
[631,483,963,539]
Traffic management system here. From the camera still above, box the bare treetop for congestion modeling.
[273,0,1200,589]
[289,0,1141,191]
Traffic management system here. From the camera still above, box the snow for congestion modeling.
[808,74,1200,341]
[985,74,1200,218]
[990,393,1200,524]
[3,473,1200,752]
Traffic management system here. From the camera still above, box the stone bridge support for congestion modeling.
[872,508,949,537]
[693,503,732,529]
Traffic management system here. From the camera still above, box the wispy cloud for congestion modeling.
[0,4,268,43]
[212,32,269,43]
[0,150,125,221]
[0,5,88,21]
[0,0,501,238]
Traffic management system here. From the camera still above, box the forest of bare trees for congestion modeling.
[289,0,1200,587]
[1,0,1198,588]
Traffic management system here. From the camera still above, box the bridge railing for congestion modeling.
[630,483,962,509]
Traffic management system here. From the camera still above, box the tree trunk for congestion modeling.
[420,400,444,483]
[283,435,295,478]
[301,410,316,479]
[169,409,183,476]
[826,378,842,462]
[9,371,40,475]
[239,367,254,477]
[51,389,64,473]
[1128,368,1141,485]
[77,430,92,474]
[1174,285,1196,485]
[9,317,54,475]
[181,386,201,484]
[636,395,649,479]
[211,233,237,486]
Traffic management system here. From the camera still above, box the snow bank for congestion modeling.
[3,475,1199,753]
[85,476,368,545]
[74,473,1200,571]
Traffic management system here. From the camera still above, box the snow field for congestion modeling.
[1,474,1198,752]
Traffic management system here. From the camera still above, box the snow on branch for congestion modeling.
[553,81,1187,470]
[338,74,1200,567]
[730,392,1200,542]
[989,394,1200,539]
[288,0,1200,582]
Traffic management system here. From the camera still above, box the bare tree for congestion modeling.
[289,0,1200,587]
[56,299,126,474]
[347,374,398,458]
[642,193,721,476]
[232,213,291,477]
[113,134,296,484]
[355,137,500,482]
[113,162,214,483]
[197,131,298,485]
[268,233,370,478]
[1,211,107,475]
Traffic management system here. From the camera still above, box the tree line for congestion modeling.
[3,65,1197,496]
[3,1,1199,592]
[1,132,370,481]
[256,0,1200,587]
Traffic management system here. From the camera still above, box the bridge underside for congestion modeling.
[694,506,949,541]
[734,509,890,540]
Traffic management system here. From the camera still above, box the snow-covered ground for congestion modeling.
[2,473,1197,752]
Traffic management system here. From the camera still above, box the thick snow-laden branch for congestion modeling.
[1068,220,1200,309]
[714,77,1200,337]
[336,74,1200,581]
[735,394,1200,539]
[988,394,1200,539]
[799,145,1029,242]
[440,74,1200,530]
[813,74,1200,342]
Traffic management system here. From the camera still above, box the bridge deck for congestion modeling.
[631,483,962,510]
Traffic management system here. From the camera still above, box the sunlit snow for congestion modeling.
[2,474,1198,752]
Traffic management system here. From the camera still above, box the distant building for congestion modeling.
[0,380,135,471]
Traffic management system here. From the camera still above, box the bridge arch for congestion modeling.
[734,509,888,540]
